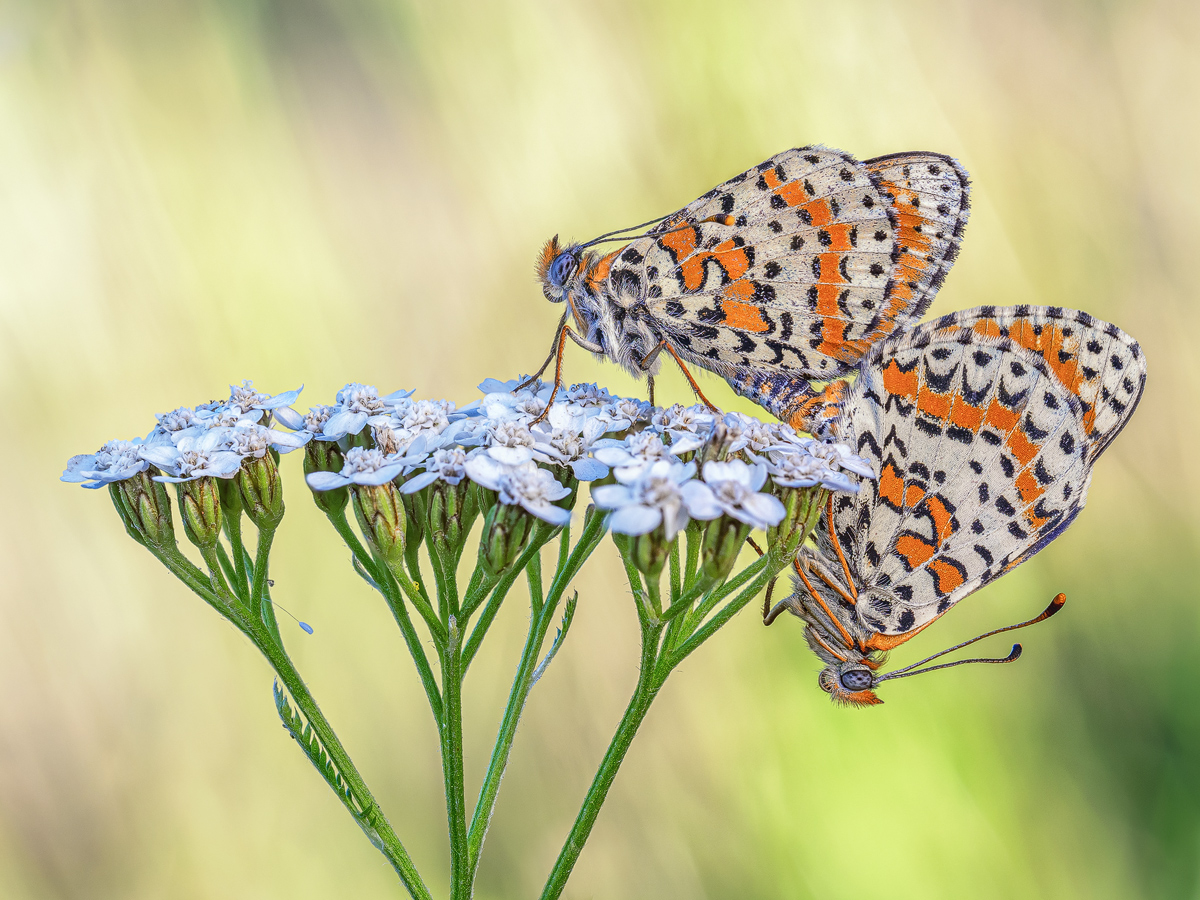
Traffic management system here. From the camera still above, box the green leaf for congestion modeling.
[273,681,378,835]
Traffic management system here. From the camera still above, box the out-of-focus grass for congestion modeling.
[3,1,1199,897]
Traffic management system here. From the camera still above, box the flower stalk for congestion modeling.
[65,377,871,899]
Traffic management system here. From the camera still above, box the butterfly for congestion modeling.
[532,146,970,433]
[765,305,1146,705]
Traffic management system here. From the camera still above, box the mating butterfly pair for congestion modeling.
[532,146,1146,704]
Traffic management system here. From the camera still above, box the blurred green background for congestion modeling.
[4,0,1198,897]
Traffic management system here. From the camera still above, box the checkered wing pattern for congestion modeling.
[818,315,1138,640]
[931,306,1146,460]
[600,146,970,420]
[863,152,971,323]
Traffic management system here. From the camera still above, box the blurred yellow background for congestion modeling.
[5,0,1199,897]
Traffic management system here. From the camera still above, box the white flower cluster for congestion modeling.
[61,381,308,488]
[293,376,874,529]
[63,376,875,532]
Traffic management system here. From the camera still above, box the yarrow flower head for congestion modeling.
[652,403,717,454]
[320,383,415,441]
[591,459,696,540]
[140,437,244,483]
[464,455,571,525]
[401,447,470,494]
[62,440,151,488]
[225,423,311,459]
[592,429,674,480]
[807,441,876,481]
[474,376,553,423]
[307,447,405,490]
[530,404,610,481]
[752,446,862,492]
[682,460,787,530]
[226,380,304,416]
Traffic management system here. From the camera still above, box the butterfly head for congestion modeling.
[818,660,883,707]
[787,558,888,707]
[537,236,584,302]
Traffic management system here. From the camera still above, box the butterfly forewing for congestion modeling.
[821,321,1098,639]
[928,306,1146,460]
[599,147,970,417]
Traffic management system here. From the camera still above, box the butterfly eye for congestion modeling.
[839,669,873,692]
[549,250,577,288]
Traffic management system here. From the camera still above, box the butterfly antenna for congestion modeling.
[579,220,706,248]
[269,599,314,635]
[877,644,1025,681]
[874,593,1065,684]
[577,212,675,249]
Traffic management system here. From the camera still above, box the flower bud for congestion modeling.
[479,501,532,576]
[472,482,497,519]
[400,488,426,552]
[238,454,285,529]
[303,440,348,516]
[427,479,479,566]
[767,486,827,561]
[700,515,751,581]
[628,530,669,579]
[111,470,175,549]
[694,422,731,470]
[352,482,406,566]
[108,483,146,547]
[177,477,224,550]
[217,474,244,520]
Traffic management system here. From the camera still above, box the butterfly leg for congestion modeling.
[742,536,782,624]
[639,340,720,412]
[529,324,605,425]
[647,375,655,408]
[516,314,568,391]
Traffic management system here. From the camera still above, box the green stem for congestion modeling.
[249,525,276,622]
[668,536,681,600]
[388,556,448,648]
[434,540,460,619]
[156,544,221,606]
[376,563,444,723]
[327,506,443,720]
[684,522,700,583]
[540,520,774,899]
[441,616,469,900]
[225,510,251,599]
[328,507,380,581]
[539,619,664,900]
[256,627,432,900]
[460,567,500,618]
[668,563,777,668]
[464,595,555,883]
[526,553,545,617]
[680,554,770,639]
[461,535,547,672]
[465,512,606,887]
[199,545,239,608]
[407,541,439,621]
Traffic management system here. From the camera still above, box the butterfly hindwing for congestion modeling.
[820,317,1111,641]
[862,152,971,324]
[928,305,1146,460]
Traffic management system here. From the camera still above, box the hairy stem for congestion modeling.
[441,617,469,900]
[539,618,663,900]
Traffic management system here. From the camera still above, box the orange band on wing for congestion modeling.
[722,299,770,333]
[863,615,938,651]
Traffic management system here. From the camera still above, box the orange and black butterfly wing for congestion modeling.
[815,310,1141,647]
[931,305,1146,460]
[599,146,970,432]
